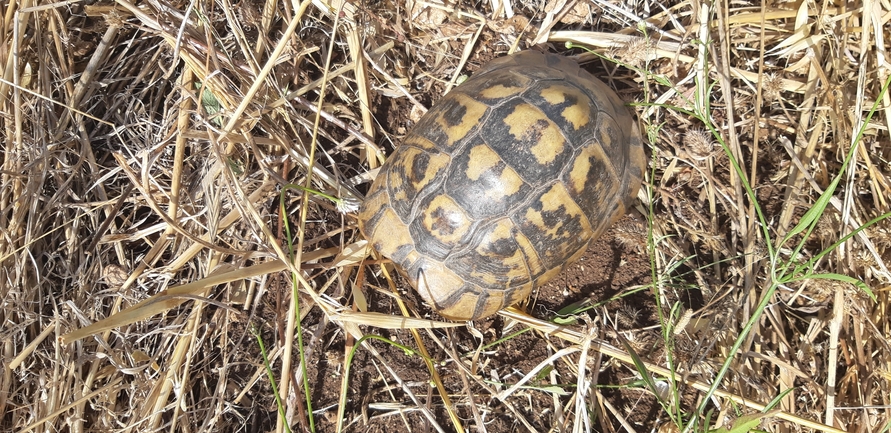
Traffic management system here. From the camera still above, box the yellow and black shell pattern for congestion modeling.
[358,50,645,321]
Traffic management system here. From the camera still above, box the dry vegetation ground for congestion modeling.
[2,0,890,431]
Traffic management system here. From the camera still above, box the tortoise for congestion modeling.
[358,50,645,321]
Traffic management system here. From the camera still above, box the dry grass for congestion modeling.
[1,0,890,432]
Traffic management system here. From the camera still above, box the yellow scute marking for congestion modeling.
[436,93,488,144]
[403,134,438,152]
[533,212,564,240]
[504,103,565,165]
[369,208,414,258]
[597,116,617,148]
[392,190,407,201]
[569,143,619,196]
[539,85,571,105]
[440,288,504,321]
[487,217,514,242]
[402,250,421,268]
[414,152,451,189]
[540,183,577,213]
[529,125,564,164]
[479,290,506,315]
[496,165,524,196]
[476,219,527,279]
[568,149,592,194]
[524,207,546,231]
[628,138,646,177]
[465,145,524,198]
[357,187,386,235]
[561,104,591,130]
[524,203,568,253]
[492,223,529,279]
[537,265,563,287]
[540,85,591,130]
[480,84,524,99]
[507,281,534,305]
[514,230,544,275]
[389,171,407,201]
[568,144,612,194]
[538,183,592,237]
[389,168,404,189]
[465,145,501,181]
[414,260,463,298]
[422,194,471,245]
[474,272,501,287]
[437,291,484,320]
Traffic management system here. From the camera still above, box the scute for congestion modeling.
[513,182,593,273]
[444,143,528,220]
[412,193,473,260]
[484,99,573,186]
[413,92,490,153]
[358,51,646,321]
[446,218,532,290]
[385,146,451,216]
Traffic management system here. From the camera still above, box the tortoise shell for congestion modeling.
[358,51,645,321]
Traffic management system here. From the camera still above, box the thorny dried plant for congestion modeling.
[683,128,715,161]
